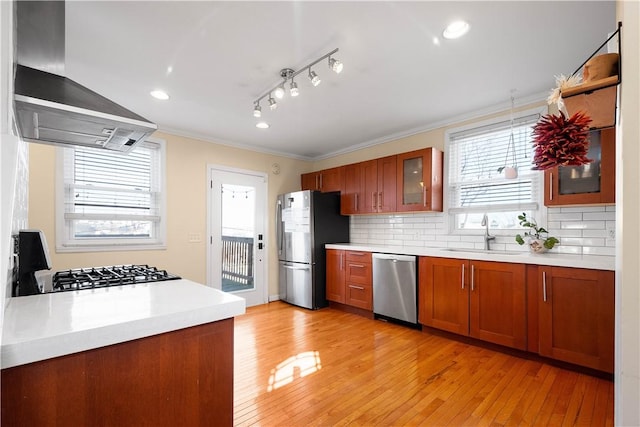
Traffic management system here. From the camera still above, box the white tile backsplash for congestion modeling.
[349,206,616,257]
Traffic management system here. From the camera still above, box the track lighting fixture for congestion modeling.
[329,56,343,74]
[290,80,299,97]
[308,69,321,86]
[251,48,342,118]
[274,84,285,99]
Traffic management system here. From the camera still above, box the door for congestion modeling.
[419,257,469,335]
[278,191,312,264]
[469,261,526,349]
[208,166,267,307]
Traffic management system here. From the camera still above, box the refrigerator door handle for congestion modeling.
[276,199,284,255]
[282,264,311,271]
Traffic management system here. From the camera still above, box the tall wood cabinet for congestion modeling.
[419,257,526,350]
[326,249,346,303]
[396,148,443,212]
[301,167,343,193]
[535,266,614,373]
[544,127,615,206]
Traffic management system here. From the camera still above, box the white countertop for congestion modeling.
[326,243,615,271]
[1,279,246,369]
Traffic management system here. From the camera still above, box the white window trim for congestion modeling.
[443,106,548,236]
[55,138,167,252]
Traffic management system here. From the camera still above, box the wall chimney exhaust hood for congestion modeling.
[13,1,157,153]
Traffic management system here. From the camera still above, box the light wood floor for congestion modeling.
[234,301,613,426]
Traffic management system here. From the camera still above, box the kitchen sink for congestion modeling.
[441,248,522,255]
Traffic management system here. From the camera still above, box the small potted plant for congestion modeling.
[515,213,559,253]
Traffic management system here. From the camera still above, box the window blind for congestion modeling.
[447,113,540,215]
[62,142,161,238]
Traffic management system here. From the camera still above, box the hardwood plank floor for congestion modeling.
[234,302,613,426]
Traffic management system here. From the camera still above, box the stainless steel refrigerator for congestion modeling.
[276,190,349,309]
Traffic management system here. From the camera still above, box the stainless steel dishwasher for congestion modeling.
[372,253,417,325]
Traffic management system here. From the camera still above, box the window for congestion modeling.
[56,140,166,251]
[446,109,542,231]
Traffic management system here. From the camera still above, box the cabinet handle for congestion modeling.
[423,187,427,207]
[349,285,365,290]
[461,264,465,289]
[543,271,547,302]
[355,193,359,211]
[471,264,475,291]
[351,264,365,268]
[340,252,344,270]
[350,252,366,256]
[372,192,376,210]
[319,174,323,190]
[549,173,553,201]
[378,192,383,210]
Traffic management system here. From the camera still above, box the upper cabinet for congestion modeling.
[341,156,396,215]
[544,128,615,206]
[396,148,443,212]
[301,167,343,193]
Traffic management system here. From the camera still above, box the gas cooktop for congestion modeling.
[51,264,181,292]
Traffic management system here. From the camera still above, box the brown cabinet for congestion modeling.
[345,251,372,310]
[396,148,443,212]
[419,257,526,350]
[341,157,396,215]
[327,250,372,310]
[301,167,343,192]
[1,319,234,426]
[544,128,615,206]
[535,266,614,373]
[326,249,346,303]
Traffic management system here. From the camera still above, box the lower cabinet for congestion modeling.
[326,249,372,310]
[419,257,526,350]
[534,266,614,373]
[1,319,234,426]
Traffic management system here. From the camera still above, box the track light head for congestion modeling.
[268,96,277,110]
[253,103,262,118]
[308,69,321,86]
[329,57,343,74]
[290,80,299,97]
[274,84,285,99]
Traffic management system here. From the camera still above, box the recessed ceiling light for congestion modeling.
[443,20,470,39]
[256,122,269,129]
[150,90,169,100]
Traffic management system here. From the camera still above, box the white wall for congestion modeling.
[616,1,640,425]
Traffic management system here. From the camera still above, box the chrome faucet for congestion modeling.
[481,214,495,250]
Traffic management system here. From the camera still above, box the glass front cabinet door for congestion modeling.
[544,128,615,206]
[396,147,443,212]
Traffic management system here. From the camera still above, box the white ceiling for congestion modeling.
[64,1,616,160]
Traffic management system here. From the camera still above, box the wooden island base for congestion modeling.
[1,318,234,427]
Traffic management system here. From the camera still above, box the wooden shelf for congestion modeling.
[561,75,619,97]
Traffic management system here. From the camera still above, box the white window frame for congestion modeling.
[55,138,167,252]
[444,106,546,235]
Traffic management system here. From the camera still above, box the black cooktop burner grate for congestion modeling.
[51,264,181,292]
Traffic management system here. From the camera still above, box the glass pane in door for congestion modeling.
[221,184,255,292]
[558,131,602,195]
[403,157,423,204]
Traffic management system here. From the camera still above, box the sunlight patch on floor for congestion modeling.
[267,351,322,392]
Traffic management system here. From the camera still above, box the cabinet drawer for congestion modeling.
[345,251,371,262]
[346,262,371,285]
[346,282,372,310]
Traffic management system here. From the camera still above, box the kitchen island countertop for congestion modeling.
[1,279,245,369]
[325,243,615,271]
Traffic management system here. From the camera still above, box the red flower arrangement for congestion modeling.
[531,111,592,170]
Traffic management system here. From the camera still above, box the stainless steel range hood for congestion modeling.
[13,1,157,152]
